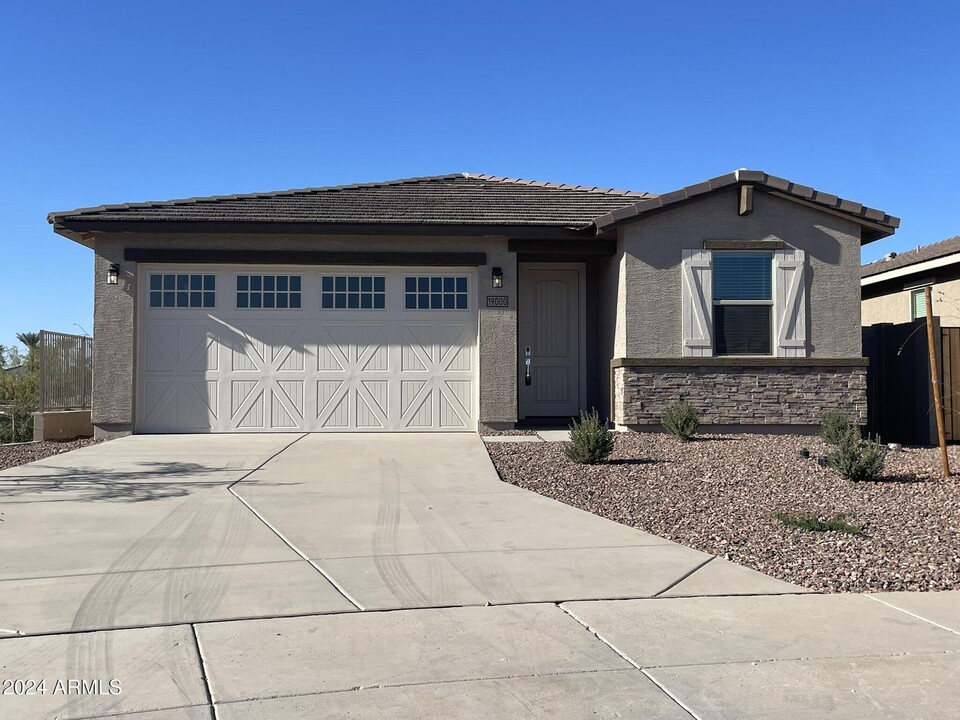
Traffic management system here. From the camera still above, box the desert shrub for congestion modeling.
[565,409,615,464]
[0,371,39,444]
[774,511,861,535]
[820,409,855,445]
[827,426,886,482]
[662,400,699,442]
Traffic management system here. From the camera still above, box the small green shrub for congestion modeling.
[820,409,855,445]
[774,511,861,535]
[827,426,886,482]
[565,409,615,464]
[662,400,699,442]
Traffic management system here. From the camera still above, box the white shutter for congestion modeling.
[774,248,807,357]
[681,249,713,357]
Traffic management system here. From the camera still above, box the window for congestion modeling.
[712,252,772,355]
[321,275,386,310]
[149,274,215,308]
[911,288,928,320]
[236,274,302,309]
[404,276,469,310]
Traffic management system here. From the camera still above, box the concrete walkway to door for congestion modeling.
[1,434,957,719]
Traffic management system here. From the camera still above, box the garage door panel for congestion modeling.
[317,380,349,429]
[144,324,218,373]
[142,379,219,431]
[139,267,477,432]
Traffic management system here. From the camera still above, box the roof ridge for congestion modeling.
[465,172,652,198]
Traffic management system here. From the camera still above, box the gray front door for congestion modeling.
[518,265,582,418]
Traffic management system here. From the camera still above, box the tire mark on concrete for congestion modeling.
[62,486,246,718]
[372,459,431,607]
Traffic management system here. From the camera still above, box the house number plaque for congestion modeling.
[486,296,509,308]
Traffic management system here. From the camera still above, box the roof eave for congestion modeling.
[50,218,596,242]
[591,170,899,245]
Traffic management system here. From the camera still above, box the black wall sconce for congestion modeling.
[492,267,503,288]
[106,263,120,285]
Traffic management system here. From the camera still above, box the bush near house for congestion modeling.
[820,409,855,445]
[565,409,615,464]
[827,426,887,482]
[662,399,699,442]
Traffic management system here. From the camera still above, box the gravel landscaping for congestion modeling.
[486,433,960,593]
[0,438,101,471]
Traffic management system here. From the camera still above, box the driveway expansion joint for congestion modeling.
[212,666,633,706]
[866,594,960,636]
[191,623,220,720]
[227,486,365,610]
[640,669,703,720]
[652,555,717,597]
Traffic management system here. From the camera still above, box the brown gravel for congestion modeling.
[480,429,540,436]
[486,433,960,593]
[0,438,101,471]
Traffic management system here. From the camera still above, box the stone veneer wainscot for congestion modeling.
[613,360,868,426]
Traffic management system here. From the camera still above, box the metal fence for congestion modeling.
[39,330,93,412]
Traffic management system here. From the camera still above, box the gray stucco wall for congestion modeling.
[619,188,864,359]
[91,232,516,435]
[862,277,960,326]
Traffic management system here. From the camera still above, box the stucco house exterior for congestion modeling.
[48,170,898,439]
[862,236,960,326]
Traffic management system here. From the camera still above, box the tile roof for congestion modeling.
[861,235,960,278]
[47,173,654,230]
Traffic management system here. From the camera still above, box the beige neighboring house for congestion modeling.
[862,236,960,326]
[48,170,898,439]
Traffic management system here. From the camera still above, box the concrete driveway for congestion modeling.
[1,434,957,719]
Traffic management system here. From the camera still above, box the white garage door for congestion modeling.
[137,266,478,432]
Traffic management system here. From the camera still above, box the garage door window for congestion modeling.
[321,275,386,310]
[236,274,302,309]
[405,276,469,310]
[149,274,215,308]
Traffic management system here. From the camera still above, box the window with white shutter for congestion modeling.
[713,252,773,356]
[773,248,808,357]
[681,249,714,357]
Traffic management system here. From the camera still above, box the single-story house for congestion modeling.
[49,170,899,439]
[862,236,960,325]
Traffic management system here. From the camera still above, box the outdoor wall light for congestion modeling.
[492,267,503,288]
[106,263,120,285]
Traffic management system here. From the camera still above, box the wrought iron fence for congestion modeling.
[39,330,92,412]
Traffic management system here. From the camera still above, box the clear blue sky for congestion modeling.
[2,1,957,349]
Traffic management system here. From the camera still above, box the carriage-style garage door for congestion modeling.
[137,266,478,432]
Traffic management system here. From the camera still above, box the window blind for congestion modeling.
[713,252,772,301]
[911,288,927,320]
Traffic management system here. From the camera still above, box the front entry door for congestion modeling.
[518,264,583,418]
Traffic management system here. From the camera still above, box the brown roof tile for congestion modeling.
[861,235,960,278]
[48,173,654,229]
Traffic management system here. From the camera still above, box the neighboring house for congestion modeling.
[861,236,960,326]
[48,170,898,439]
[2,364,27,377]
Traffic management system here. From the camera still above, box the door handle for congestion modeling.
[525,358,532,385]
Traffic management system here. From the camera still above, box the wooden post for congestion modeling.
[925,286,951,477]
